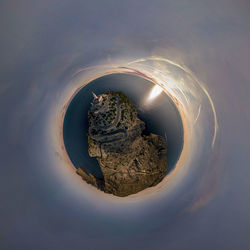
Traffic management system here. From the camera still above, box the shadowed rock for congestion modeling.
[77,91,167,196]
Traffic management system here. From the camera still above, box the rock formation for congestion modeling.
[76,91,167,197]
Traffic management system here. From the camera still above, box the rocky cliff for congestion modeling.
[77,91,167,197]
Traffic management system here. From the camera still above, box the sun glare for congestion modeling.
[147,84,163,101]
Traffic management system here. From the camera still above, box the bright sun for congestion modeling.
[147,84,163,101]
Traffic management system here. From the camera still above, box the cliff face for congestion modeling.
[77,91,167,197]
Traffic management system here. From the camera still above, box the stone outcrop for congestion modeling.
[77,91,167,197]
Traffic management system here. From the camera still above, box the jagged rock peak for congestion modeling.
[77,91,167,197]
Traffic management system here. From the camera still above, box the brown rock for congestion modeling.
[77,91,167,197]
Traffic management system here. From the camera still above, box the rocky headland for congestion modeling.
[77,91,167,197]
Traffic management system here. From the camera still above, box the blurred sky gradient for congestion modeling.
[0,1,250,249]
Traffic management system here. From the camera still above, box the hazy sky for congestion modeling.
[0,1,250,249]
